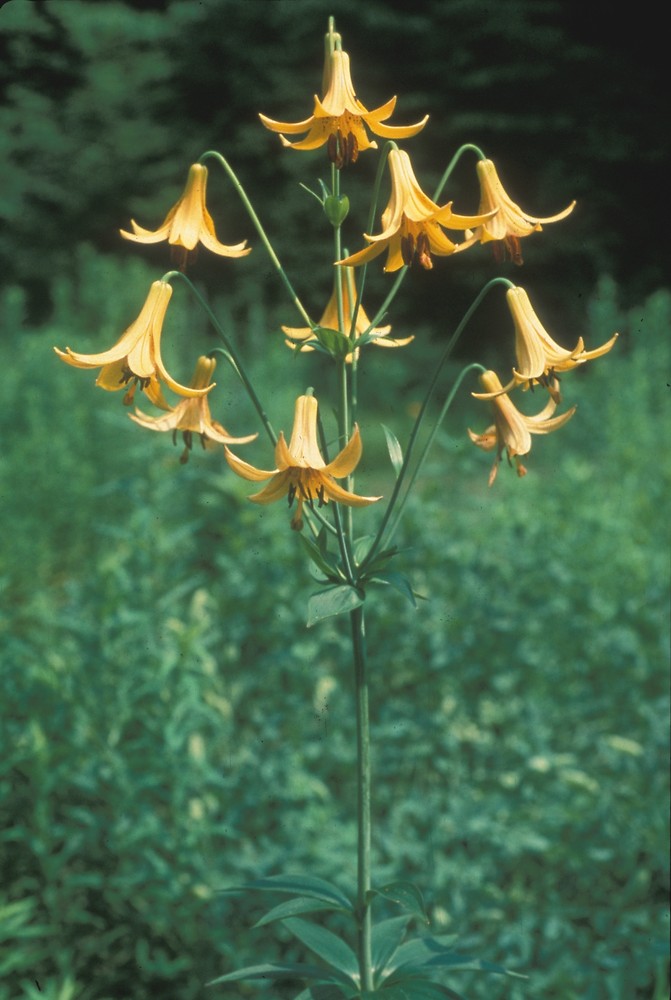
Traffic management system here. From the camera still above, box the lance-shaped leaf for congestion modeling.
[366,881,429,924]
[293,986,351,1000]
[301,534,344,583]
[368,571,418,607]
[222,874,353,911]
[307,585,365,628]
[387,934,526,980]
[207,961,352,987]
[283,917,360,981]
[361,978,466,999]
[381,424,404,477]
[371,916,410,978]
[255,896,348,928]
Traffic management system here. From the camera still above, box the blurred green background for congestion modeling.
[1,1,669,998]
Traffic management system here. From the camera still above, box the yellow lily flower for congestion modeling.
[473,286,619,401]
[338,149,495,272]
[259,46,428,168]
[120,163,251,267]
[282,267,414,362]
[54,280,210,407]
[225,394,381,530]
[129,356,257,463]
[468,370,576,485]
[473,158,575,264]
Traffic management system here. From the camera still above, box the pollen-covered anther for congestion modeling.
[401,233,415,267]
[327,129,358,169]
[415,232,433,270]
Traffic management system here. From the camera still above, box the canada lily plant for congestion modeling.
[55,17,617,999]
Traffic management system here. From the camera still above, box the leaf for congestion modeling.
[362,978,467,999]
[368,571,417,607]
[293,986,350,1000]
[313,326,354,360]
[386,935,460,973]
[301,534,342,583]
[366,882,429,924]
[206,961,348,987]
[388,935,526,980]
[223,874,353,911]
[371,915,410,977]
[361,980,466,999]
[254,896,347,928]
[307,585,364,628]
[381,424,404,477]
[283,917,360,980]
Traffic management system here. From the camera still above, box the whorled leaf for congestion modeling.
[371,915,411,980]
[306,585,364,628]
[381,424,404,477]
[206,961,351,987]
[221,874,353,911]
[283,917,360,981]
[366,882,429,924]
[254,896,348,928]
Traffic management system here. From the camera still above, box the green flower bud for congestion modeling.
[324,194,350,228]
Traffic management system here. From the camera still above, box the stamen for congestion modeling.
[416,232,433,270]
[401,233,415,267]
[287,483,297,507]
[345,131,358,167]
[183,430,193,450]
[317,485,326,508]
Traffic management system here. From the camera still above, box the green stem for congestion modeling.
[383,362,487,546]
[350,604,373,992]
[433,142,486,201]
[361,277,514,571]
[199,150,313,327]
[161,270,277,446]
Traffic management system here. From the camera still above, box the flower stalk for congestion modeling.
[351,603,373,993]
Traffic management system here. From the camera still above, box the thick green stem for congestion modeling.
[350,604,373,992]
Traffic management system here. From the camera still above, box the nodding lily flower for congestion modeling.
[338,149,496,272]
[225,394,381,531]
[54,280,210,407]
[282,267,414,362]
[473,158,575,265]
[468,370,576,485]
[473,286,619,401]
[259,46,428,169]
[120,163,251,268]
[129,356,257,464]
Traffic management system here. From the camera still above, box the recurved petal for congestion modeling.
[324,423,362,478]
[224,447,277,482]
[338,240,389,269]
[367,115,429,139]
[321,476,381,507]
[248,470,292,504]
[258,111,316,134]
[119,219,171,244]
[525,404,576,433]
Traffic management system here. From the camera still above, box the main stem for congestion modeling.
[350,604,373,992]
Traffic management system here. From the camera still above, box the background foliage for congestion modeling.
[1,2,669,999]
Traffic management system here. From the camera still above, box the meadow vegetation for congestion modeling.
[1,251,668,999]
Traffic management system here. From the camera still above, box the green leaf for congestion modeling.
[371,916,410,978]
[300,534,342,583]
[293,986,350,1000]
[388,935,526,980]
[368,572,417,607]
[254,896,347,928]
[313,326,354,360]
[224,874,353,911]
[381,424,404,477]
[367,882,429,924]
[386,935,460,973]
[307,585,364,628]
[283,917,360,980]
[362,978,466,999]
[206,961,349,987]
